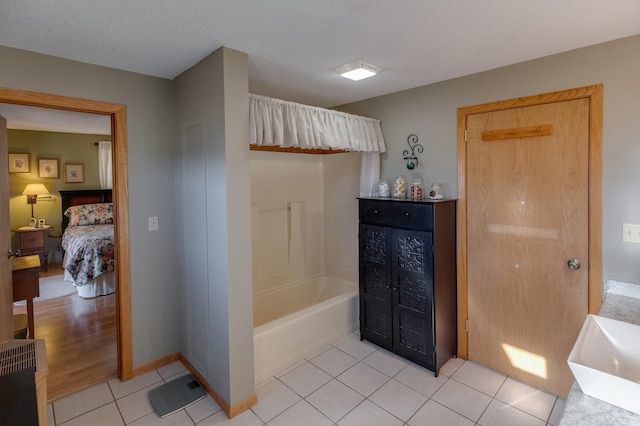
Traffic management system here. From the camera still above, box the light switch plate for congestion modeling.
[622,223,640,243]
[148,216,159,231]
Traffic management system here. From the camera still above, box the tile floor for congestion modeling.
[47,335,566,425]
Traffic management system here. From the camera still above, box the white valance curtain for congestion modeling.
[249,94,386,153]
[98,141,112,189]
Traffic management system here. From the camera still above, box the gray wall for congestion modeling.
[338,34,640,286]
[174,47,254,405]
[0,46,181,367]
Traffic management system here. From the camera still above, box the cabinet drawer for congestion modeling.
[20,232,45,249]
[359,199,432,231]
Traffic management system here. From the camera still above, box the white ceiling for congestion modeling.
[1,0,640,133]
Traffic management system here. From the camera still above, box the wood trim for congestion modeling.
[229,393,258,419]
[178,354,257,419]
[588,85,604,315]
[132,353,180,377]
[0,86,133,380]
[481,124,553,141]
[112,105,133,380]
[250,144,348,154]
[456,84,604,360]
[456,108,469,359]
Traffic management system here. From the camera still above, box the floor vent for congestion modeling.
[0,340,40,376]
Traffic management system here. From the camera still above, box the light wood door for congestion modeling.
[0,115,11,342]
[466,98,589,397]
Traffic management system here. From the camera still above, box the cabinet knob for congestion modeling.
[373,209,379,215]
[404,212,410,216]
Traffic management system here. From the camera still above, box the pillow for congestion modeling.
[65,203,113,226]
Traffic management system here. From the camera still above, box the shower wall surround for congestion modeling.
[250,150,361,295]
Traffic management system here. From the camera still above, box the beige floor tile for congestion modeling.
[408,400,474,426]
[477,399,546,426]
[306,379,364,422]
[368,379,428,422]
[53,382,114,424]
[57,402,124,426]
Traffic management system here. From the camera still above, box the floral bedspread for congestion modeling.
[62,224,115,286]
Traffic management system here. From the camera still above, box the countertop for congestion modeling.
[559,281,640,425]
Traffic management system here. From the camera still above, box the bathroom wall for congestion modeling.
[1,45,180,368]
[250,150,361,294]
[337,34,640,286]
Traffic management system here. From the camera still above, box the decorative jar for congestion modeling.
[393,175,407,198]
[377,180,390,198]
[411,178,424,200]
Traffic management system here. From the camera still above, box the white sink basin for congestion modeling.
[568,314,640,415]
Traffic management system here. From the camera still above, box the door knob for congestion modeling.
[7,250,20,259]
[567,258,581,270]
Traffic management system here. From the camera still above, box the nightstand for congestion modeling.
[13,226,52,272]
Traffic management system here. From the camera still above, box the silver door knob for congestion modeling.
[7,250,20,259]
[567,258,581,270]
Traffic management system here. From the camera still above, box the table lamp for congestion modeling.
[22,183,50,222]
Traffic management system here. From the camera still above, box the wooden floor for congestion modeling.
[13,264,117,402]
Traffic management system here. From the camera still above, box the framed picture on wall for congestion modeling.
[64,163,85,183]
[8,153,30,173]
[38,158,59,178]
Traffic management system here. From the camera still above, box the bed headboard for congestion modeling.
[59,189,113,234]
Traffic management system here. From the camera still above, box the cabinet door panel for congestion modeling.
[359,224,392,347]
[393,229,434,366]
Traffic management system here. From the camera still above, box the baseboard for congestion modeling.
[132,352,180,377]
[131,352,256,419]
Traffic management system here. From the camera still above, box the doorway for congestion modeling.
[456,85,603,397]
[0,87,133,386]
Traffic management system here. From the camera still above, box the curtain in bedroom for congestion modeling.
[249,94,386,153]
[98,141,112,189]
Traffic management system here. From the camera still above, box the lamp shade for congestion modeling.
[22,183,50,196]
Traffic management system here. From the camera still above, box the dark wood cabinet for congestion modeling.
[358,198,457,375]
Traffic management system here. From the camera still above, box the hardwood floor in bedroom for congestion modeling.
[12,263,118,402]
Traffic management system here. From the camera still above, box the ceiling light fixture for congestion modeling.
[336,60,382,81]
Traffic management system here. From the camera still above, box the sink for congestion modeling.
[568,314,640,415]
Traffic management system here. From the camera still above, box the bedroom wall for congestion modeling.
[8,129,109,262]
[337,34,640,286]
[0,46,181,367]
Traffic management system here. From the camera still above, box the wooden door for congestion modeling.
[0,115,11,341]
[462,91,599,397]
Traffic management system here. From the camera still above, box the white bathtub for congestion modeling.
[253,275,359,383]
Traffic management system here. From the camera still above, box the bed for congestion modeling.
[59,190,116,298]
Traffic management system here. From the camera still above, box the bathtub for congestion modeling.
[253,275,359,383]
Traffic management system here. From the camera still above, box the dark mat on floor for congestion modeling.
[148,373,206,417]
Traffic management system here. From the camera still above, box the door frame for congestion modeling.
[456,84,603,359]
[0,87,133,380]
